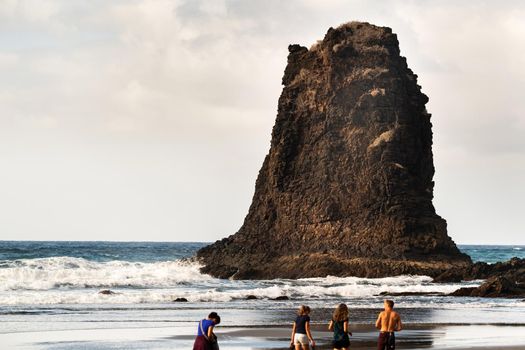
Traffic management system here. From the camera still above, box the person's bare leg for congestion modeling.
[294,344,301,350]
[301,344,310,350]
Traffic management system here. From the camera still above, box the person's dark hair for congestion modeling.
[333,303,349,322]
[385,300,394,308]
[208,312,221,324]
[297,305,311,316]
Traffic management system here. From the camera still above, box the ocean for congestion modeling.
[1,241,524,349]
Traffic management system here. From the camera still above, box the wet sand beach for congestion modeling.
[212,324,525,349]
[2,323,525,349]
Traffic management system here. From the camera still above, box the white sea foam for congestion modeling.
[0,257,485,305]
[0,257,211,291]
[2,288,514,308]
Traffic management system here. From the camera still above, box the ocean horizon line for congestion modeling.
[0,239,523,246]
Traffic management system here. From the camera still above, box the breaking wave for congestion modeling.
[0,257,210,291]
[0,256,481,305]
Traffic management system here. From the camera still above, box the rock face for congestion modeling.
[434,257,525,282]
[197,22,471,279]
[450,275,525,298]
[172,297,188,302]
[447,258,525,298]
[467,258,525,281]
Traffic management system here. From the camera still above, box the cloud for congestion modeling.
[0,0,523,243]
[392,1,525,156]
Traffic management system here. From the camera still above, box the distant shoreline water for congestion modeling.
[458,244,524,263]
[0,240,523,263]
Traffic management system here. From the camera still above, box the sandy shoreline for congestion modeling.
[2,323,525,349]
[120,323,525,349]
[2,303,525,349]
[213,324,525,349]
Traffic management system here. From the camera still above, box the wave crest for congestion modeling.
[0,257,482,306]
[0,257,210,291]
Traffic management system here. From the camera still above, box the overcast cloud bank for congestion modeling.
[0,0,523,244]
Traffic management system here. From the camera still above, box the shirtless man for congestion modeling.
[375,299,402,350]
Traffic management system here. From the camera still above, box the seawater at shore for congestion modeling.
[1,241,524,307]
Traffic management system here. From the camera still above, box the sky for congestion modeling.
[0,0,524,245]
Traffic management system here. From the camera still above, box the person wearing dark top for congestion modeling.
[290,305,315,349]
[193,312,221,350]
[328,303,352,350]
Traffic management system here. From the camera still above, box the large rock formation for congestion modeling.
[198,22,471,279]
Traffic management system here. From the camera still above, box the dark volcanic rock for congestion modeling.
[432,270,464,283]
[378,291,445,296]
[173,297,188,302]
[450,276,525,298]
[246,295,258,300]
[272,296,290,301]
[467,258,525,280]
[197,21,471,279]
[434,257,525,283]
[98,289,116,295]
[449,287,477,297]
[448,258,525,298]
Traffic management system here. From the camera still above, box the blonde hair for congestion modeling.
[297,305,311,316]
[333,303,349,322]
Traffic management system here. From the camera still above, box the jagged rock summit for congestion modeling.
[198,22,471,279]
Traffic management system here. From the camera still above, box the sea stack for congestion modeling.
[198,22,471,279]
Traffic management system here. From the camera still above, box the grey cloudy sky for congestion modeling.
[0,0,523,244]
